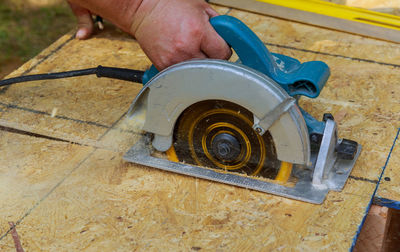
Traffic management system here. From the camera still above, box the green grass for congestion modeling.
[0,1,75,76]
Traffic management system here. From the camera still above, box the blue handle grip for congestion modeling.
[142,15,330,98]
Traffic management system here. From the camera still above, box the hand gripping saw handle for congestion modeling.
[142,15,330,98]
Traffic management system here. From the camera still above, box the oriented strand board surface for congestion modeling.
[0,131,378,251]
[375,130,400,206]
[0,4,399,251]
[0,28,145,151]
[0,131,94,244]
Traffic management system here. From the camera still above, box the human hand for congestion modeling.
[67,0,231,70]
[131,0,232,70]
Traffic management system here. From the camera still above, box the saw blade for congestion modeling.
[173,100,283,179]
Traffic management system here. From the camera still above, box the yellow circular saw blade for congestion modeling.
[171,100,290,180]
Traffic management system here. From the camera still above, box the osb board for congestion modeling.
[0,131,376,251]
[227,9,400,181]
[0,4,398,251]
[375,130,400,207]
[0,29,145,151]
[326,0,400,209]
[0,131,93,237]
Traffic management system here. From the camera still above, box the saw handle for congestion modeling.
[142,15,329,98]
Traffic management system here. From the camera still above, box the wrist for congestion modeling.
[129,0,162,36]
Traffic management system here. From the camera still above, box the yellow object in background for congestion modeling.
[210,0,400,42]
[257,0,400,30]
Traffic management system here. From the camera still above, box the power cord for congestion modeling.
[0,66,145,87]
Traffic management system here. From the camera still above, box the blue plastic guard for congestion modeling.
[142,15,330,98]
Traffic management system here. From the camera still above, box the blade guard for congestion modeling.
[128,60,311,166]
[143,15,330,98]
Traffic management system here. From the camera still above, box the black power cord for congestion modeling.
[0,65,145,87]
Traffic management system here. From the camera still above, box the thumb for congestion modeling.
[201,24,232,60]
[201,6,232,59]
[68,1,94,40]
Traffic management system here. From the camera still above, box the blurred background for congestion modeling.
[0,0,75,78]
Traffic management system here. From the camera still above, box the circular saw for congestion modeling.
[123,15,361,204]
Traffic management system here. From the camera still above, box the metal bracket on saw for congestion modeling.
[124,119,361,204]
[308,119,362,192]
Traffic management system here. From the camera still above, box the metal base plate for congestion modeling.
[124,135,361,204]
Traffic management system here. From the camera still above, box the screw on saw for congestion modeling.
[255,127,263,134]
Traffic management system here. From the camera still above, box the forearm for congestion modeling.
[67,0,144,33]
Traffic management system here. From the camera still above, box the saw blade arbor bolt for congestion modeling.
[212,133,241,162]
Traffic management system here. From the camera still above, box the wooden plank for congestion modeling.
[384,208,400,251]
[354,205,391,252]
[0,3,398,251]
[210,0,400,43]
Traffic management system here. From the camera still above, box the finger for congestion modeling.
[200,25,232,60]
[203,5,231,59]
[205,7,219,18]
[68,1,94,39]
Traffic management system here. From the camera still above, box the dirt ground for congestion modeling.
[0,0,75,78]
